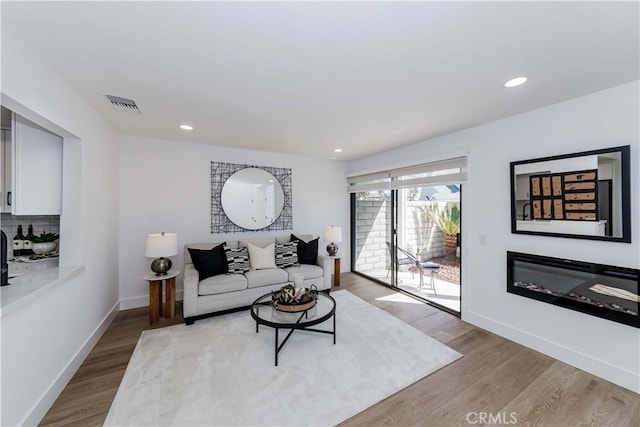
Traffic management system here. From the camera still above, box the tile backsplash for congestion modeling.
[1,213,60,239]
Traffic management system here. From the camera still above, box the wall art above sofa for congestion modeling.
[211,161,292,233]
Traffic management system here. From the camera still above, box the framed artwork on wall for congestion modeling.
[211,162,293,233]
[510,145,631,242]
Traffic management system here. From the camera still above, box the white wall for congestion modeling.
[1,30,120,425]
[118,135,348,308]
[347,81,640,393]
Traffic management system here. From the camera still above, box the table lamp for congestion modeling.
[323,226,342,257]
[145,232,178,276]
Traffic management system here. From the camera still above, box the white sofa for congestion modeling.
[183,234,332,324]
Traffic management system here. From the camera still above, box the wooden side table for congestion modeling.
[144,270,179,324]
[331,256,341,287]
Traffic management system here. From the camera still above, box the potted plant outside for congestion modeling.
[421,204,460,261]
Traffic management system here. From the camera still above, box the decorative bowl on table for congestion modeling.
[272,284,318,312]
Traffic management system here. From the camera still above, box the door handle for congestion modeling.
[7,191,11,206]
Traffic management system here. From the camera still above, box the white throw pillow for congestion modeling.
[247,242,278,270]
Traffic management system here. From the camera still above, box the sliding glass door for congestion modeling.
[394,185,461,313]
[352,190,394,286]
[349,158,465,315]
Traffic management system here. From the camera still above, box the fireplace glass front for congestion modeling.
[507,251,639,328]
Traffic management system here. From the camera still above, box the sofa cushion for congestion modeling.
[285,264,323,281]
[291,234,319,265]
[188,243,228,280]
[275,234,312,244]
[275,241,298,268]
[245,268,289,289]
[224,246,251,274]
[294,234,315,243]
[238,238,276,249]
[275,236,290,244]
[199,273,247,296]
[247,243,278,270]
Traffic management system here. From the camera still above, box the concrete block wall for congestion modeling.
[354,198,391,272]
[354,199,462,268]
[402,201,446,260]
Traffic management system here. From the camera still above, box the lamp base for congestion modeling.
[151,257,172,276]
[326,243,338,257]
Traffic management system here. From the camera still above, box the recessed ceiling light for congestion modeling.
[180,124,194,131]
[334,148,343,153]
[504,77,528,88]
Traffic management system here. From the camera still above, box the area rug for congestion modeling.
[104,290,462,426]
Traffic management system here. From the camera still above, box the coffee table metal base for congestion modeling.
[254,302,336,366]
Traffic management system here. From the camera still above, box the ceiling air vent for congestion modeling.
[105,95,141,114]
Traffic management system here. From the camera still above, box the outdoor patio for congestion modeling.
[363,258,461,312]
[353,186,461,312]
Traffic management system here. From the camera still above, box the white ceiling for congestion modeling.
[2,1,638,161]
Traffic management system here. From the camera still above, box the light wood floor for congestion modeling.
[40,273,639,426]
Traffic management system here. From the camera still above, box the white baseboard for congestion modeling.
[119,290,184,310]
[22,301,120,426]
[464,310,640,394]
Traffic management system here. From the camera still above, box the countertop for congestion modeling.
[0,264,85,317]
[516,219,606,236]
[8,256,61,275]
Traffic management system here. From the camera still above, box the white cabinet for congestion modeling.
[0,128,12,212]
[515,175,530,201]
[11,114,63,215]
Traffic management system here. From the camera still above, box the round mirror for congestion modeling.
[221,168,285,230]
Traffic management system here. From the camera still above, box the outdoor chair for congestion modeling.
[385,242,415,282]
[395,246,440,295]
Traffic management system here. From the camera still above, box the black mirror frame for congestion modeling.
[510,145,631,243]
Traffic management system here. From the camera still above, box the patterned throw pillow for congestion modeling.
[275,241,299,268]
[224,246,251,274]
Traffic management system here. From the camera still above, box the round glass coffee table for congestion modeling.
[250,291,336,366]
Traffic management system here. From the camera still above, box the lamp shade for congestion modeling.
[323,226,343,243]
[145,232,178,258]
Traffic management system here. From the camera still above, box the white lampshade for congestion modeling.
[145,232,178,258]
[323,226,343,243]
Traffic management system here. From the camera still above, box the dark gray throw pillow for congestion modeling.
[290,234,318,265]
[188,243,228,281]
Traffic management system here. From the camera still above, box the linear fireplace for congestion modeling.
[507,251,639,328]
